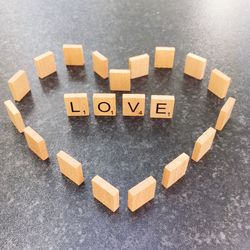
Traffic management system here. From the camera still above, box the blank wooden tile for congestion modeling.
[208,69,231,99]
[4,100,25,133]
[92,175,119,212]
[56,151,84,186]
[154,47,175,68]
[8,70,31,101]
[34,51,56,79]
[64,93,89,116]
[24,126,49,160]
[128,176,156,212]
[215,97,236,131]
[92,51,108,79]
[191,127,216,162]
[150,95,175,119]
[128,54,149,79]
[93,93,116,116]
[109,69,131,91]
[184,53,207,80]
[63,44,85,66]
[162,153,190,189]
[122,94,145,116]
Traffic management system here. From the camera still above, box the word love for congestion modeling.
[64,93,175,118]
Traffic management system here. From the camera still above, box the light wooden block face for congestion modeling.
[8,70,31,101]
[122,94,145,116]
[34,51,57,79]
[4,100,25,133]
[128,54,149,79]
[184,53,207,80]
[93,93,116,116]
[92,175,119,212]
[162,153,190,189]
[64,93,89,116]
[63,44,85,66]
[24,126,49,160]
[150,95,175,119]
[208,69,231,99]
[128,176,156,212]
[215,97,236,131]
[154,47,175,68]
[56,151,84,185]
[109,69,131,91]
[192,127,216,162]
[92,51,108,79]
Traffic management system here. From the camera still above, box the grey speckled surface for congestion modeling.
[0,0,250,249]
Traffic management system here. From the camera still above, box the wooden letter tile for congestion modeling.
[63,44,85,66]
[109,69,131,91]
[215,97,236,131]
[128,54,149,79]
[128,176,156,212]
[4,100,25,133]
[64,93,89,116]
[56,151,84,185]
[184,53,207,80]
[162,153,190,189]
[154,47,175,68]
[92,51,108,79]
[8,70,31,101]
[92,175,119,212]
[122,94,145,116]
[24,126,49,160]
[191,127,216,162]
[93,93,116,116]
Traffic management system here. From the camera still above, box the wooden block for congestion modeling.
[4,100,25,133]
[154,47,175,68]
[92,51,108,79]
[24,126,49,160]
[56,151,84,185]
[63,44,85,66]
[93,93,116,116]
[34,51,57,79]
[122,94,145,116]
[191,127,216,162]
[64,93,89,116]
[184,53,207,80]
[109,69,131,91]
[150,95,175,119]
[162,153,190,189]
[128,176,156,212]
[8,70,31,101]
[208,69,231,99]
[215,97,236,131]
[91,175,119,212]
[128,54,149,79]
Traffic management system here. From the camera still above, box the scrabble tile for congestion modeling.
[64,93,89,116]
[63,44,85,66]
[128,176,156,212]
[4,100,25,133]
[24,126,49,160]
[109,69,131,91]
[8,70,31,101]
[208,69,231,99]
[92,51,108,79]
[162,153,190,189]
[122,94,145,116]
[56,151,84,186]
[34,51,57,79]
[215,97,236,131]
[154,47,175,68]
[92,175,119,212]
[191,127,216,162]
[128,54,149,79]
[184,53,207,80]
[150,95,175,119]
[93,93,116,116]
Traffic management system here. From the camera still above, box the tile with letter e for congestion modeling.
[92,51,108,79]
[93,93,116,116]
[122,94,145,116]
[154,47,175,69]
[63,44,85,66]
[64,93,89,116]
[109,69,131,91]
[128,54,149,79]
